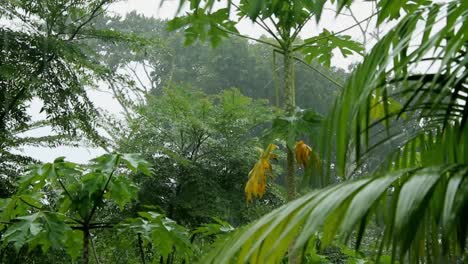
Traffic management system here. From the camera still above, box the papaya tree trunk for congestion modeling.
[82,228,90,264]
[283,46,296,202]
[284,44,301,264]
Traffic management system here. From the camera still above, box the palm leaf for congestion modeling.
[201,165,467,263]
[324,2,468,178]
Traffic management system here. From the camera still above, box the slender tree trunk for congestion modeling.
[82,228,90,264]
[138,233,147,264]
[90,233,101,264]
[284,45,300,264]
[283,46,296,202]
[273,50,280,108]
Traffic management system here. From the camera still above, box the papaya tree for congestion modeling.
[168,0,365,206]
[0,154,193,264]
[0,0,142,192]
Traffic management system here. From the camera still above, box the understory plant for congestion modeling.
[0,154,193,264]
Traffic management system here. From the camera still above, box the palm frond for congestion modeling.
[379,121,468,173]
[323,2,468,178]
[201,165,467,263]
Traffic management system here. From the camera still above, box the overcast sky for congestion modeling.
[18,0,380,163]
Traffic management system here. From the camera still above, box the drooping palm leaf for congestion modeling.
[325,1,467,178]
[201,165,467,263]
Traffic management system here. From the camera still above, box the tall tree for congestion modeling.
[0,0,128,190]
[167,0,364,206]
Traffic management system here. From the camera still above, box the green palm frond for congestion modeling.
[323,1,468,177]
[381,121,468,172]
[201,165,467,263]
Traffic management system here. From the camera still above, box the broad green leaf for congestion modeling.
[301,29,364,68]
[192,217,235,238]
[201,165,467,263]
[3,213,41,250]
[295,179,370,248]
[90,153,120,173]
[377,0,432,24]
[39,212,71,251]
[441,171,463,227]
[19,193,44,209]
[120,211,192,261]
[105,175,138,210]
[167,8,237,47]
[122,153,152,176]
[63,229,83,260]
[394,167,443,256]
[338,172,402,236]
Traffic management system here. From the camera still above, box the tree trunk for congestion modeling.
[82,228,90,264]
[284,46,300,264]
[138,233,147,264]
[283,47,296,202]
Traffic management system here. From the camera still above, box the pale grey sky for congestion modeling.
[18,0,380,163]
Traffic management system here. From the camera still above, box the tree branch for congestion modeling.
[293,56,345,88]
[291,13,313,41]
[293,12,378,51]
[213,25,281,49]
[90,233,101,264]
[19,197,41,210]
[231,2,284,48]
[86,156,120,224]
[347,7,368,47]
[68,0,110,41]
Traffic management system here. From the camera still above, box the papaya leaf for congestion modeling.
[105,175,138,210]
[122,153,153,176]
[301,29,364,68]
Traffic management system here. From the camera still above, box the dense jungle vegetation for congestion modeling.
[0,0,467,263]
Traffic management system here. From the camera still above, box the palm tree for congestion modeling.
[200,1,468,263]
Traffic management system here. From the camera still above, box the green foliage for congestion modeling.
[0,153,152,261]
[0,0,140,194]
[263,108,323,150]
[326,1,468,177]
[112,86,283,226]
[167,8,238,47]
[168,0,363,72]
[261,108,324,189]
[90,228,141,264]
[2,212,72,252]
[192,217,235,238]
[201,165,468,263]
[301,29,364,68]
[167,0,359,212]
[120,211,192,262]
[376,0,433,23]
[0,0,113,137]
[4,1,465,263]
[91,12,345,117]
